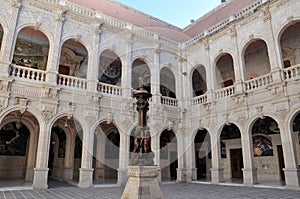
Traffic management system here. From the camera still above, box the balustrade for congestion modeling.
[283,64,300,80]
[97,82,122,96]
[57,74,87,89]
[161,96,178,107]
[215,85,235,99]
[244,74,273,91]
[192,94,208,105]
[9,64,46,82]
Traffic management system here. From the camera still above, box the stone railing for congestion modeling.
[161,96,178,107]
[65,1,95,18]
[57,74,87,89]
[192,94,208,105]
[244,73,273,91]
[215,85,235,99]
[97,82,122,96]
[283,64,300,81]
[9,64,46,82]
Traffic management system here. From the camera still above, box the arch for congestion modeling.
[193,128,211,181]
[278,21,300,68]
[191,65,207,97]
[59,38,89,78]
[242,38,271,79]
[160,129,178,181]
[12,26,50,70]
[99,49,122,86]
[214,52,235,89]
[160,66,176,98]
[131,58,151,91]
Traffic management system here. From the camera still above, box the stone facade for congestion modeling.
[0,0,299,190]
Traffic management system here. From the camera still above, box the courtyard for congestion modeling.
[0,181,300,199]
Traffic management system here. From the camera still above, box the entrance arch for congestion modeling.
[193,129,211,181]
[219,123,243,182]
[160,130,178,181]
[93,122,120,184]
[251,116,284,185]
[0,111,39,186]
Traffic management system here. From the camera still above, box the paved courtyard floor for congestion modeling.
[0,180,300,199]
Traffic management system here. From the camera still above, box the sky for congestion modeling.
[116,0,223,28]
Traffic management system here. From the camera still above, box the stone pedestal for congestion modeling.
[117,168,128,186]
[121,166,165,199]
[242,168,258,186]
[78,168,94,188]
[210,168,224,184]
[176,168,187,182]
[283,168,300,189]
[33,168,49,189]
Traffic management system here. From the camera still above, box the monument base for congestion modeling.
[121,165,165,199]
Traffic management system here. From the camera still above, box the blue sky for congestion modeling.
[116,0,223,28]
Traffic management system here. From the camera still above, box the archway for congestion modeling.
[48,116,82,183]
[191,65,207,97]
[219,124,243,182]
[160,67,176,98]
[99,50,122,86]
[93,122,120,184]
[215,53,235,89]
[243,39,271,79]
[280,21,300,68]
[194,129,211,181]
[0,24,3,49]
[160,130,177,181]
[131,59,151,92]
[12,27,49,70]
[251,117,283,185]
[0,111,39,186]
[59,39,88,78]
[292,112,300,166]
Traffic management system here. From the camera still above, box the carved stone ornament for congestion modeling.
[56,8,67,22]
[85,112,97,125]
[42,106,55,123]
[11,0,21,8]
[67,102,75,119]
[18,98,28,114]
[167,120,175,131]
[263,6,271,21]
[255,106,264,119]
[107,112,113,124]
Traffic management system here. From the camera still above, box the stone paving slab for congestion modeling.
[1,181,300,199]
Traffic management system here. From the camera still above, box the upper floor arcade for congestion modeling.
[0,0,299,110]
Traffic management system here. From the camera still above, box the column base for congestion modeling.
[25,167,34,182]
[121,166,165,199]
[242,168,258,186]
[78,168,94,188]
[33,168,49,189]
[210,168,224,184]
[176,168,187,182]
[63,168,74,181]
[283,168,300,189]
[117,168,128,186]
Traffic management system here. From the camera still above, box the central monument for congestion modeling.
[121,86,165,199]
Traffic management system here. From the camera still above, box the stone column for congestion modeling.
[280,122,300,189]
[45,8,66,85]
[33,122,51,189]
[78,125,94,188]
[25,128,39,181]
[0,1,21,77]
[210,133,224,184]
[121,34,133,98]
[64,131,75,181]
[118,131,130,185]
[204,40,215,103]
[151,132,161,182]
[94,132,105,182]
[176,132,187,182]
[241,128,258,186]
[86,23,102,92]
[151,48,161,104]
[185,134,196,182]
[263,8,282,83]
[231,25,245,94]
[178,55,188,108]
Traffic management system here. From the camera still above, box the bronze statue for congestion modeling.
[130,86,154,166]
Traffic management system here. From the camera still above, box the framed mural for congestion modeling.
[253,135,273,156]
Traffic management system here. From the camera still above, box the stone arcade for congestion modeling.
[0,0,300,191]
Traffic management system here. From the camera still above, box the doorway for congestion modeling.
[196,151,206,180]
[230,148,243,179]
[277,145,285,183]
